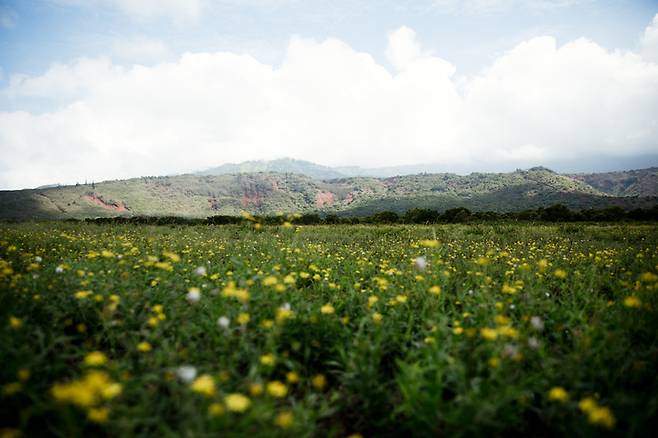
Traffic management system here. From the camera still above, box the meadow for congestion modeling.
[1,222,657,437]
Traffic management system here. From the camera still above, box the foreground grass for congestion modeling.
[0,222,657,437]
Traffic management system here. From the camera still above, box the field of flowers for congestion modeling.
[1,222,657,437]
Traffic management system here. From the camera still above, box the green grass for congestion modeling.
[1,222,657,437]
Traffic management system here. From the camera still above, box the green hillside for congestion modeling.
[1,166,656,221]
[568,167,658,197]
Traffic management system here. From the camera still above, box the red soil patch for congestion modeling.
[315,191,335,207]
[241,192,262,208]
[82,194,128,212]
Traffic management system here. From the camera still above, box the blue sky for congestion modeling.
[1,0,658,188]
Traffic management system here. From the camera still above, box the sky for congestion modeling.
[0,0,658,189]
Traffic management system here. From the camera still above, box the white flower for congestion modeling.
[502,344,519,358]
[34,256,42,263]
[281,302,291,311]
[186,288,201,304]
[530,316,544,331]
[528,337,540,349]
[194,266,207,276]
[414,256,427,271]
[176,365,197,383]
[217,316,230,329]
[55,265,64,273]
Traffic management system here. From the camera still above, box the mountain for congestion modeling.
[568,167,658,197]
[1,166,656,221]
[197,158,345,180]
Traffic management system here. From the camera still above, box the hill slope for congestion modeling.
[1,167,656,220]
[568,167,658,197]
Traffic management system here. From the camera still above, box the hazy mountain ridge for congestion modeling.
[1,162,657,220]
[568,167,658,197]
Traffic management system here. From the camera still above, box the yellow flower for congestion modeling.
[395,295,408,304]
[190,374,216,397]
[579,397,597,413]
[419,239,439,248]
[311,374,327,390]
[266,381,288,398]
[588,406,615,429]
[9,316,22,330]
[480,328,498,341]
[286,371,299,384]
[452,327,464,335]
[74,290,92,299]
[224,393,251,412]
[372,312,383,324]
[639,272,658,282]
[237,313,250,325]
[624,296,642,308]
[87,407,110,423]
[320,304,335,314]
[262,275,278,286]
[260,354,276,366]
[274,410,294,428]
[208,402,225,416]
[501,284,517,294]
[2,382,22,396]
[548,386,569,402]
[488,357,500,368]
[84,351,108,367]
[17,369,30,382]
[249,383,263,396]
[554,269,567,279]
[428,285,441,295]
[137,342,152,353]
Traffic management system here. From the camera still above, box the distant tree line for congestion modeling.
[77,204,658,226]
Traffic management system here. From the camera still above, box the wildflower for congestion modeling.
[266,381,288,398]
[2,383,21,396]
[424,336,435,344]
[262,276,278,286]
[87,407,110,423]
[9,316,22,330]
[194,266,207,276]
[286,371,299,384]
[528,337,540,349]
[548,386,569,402]
[137,341,152,352]
[209,402,225,416]
[530,316,544,331]
[579,397,597,413]
[311,374,327,390]
[372,312,383,324]
[190,374,216,397]
[217,316,230,329]
[554,269,568,279]
[260,354,276,366]
[623,296,641,308]
[320,304,335,314]
[414,256,427,271]
[176,365,197,383]
[17,369,30,382]
[186,287,201,304]
[396,295,408,304]
[249,383,263,396]
[420,240,439,248]
[237,313,250,325]
[588,406,616,429]
[368,295,379,307]
[453,327,464,335]
[84,351,108,367]
[56,265,64,273]
[488,357,500,368]
[274,411,294,428]
[74,290,92,299]
[480,328,498,341]
[224,393,251,412]
[428,285,441,295]
[501,284,517,294]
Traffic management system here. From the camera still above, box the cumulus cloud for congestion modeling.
[1,23,658,189]
[432,0,586,15]
[640,13,658,63]
[111,37,170,63]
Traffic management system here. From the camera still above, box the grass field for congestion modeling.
[1,222,657,437]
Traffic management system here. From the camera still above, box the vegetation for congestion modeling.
[1,167,657,221]
[1,222,657,436]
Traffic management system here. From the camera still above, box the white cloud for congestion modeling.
[432,0,586,15]
[1,25,658,189]
[111,37,170,63]
[54,0,203,24]
[640,13,658,63]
